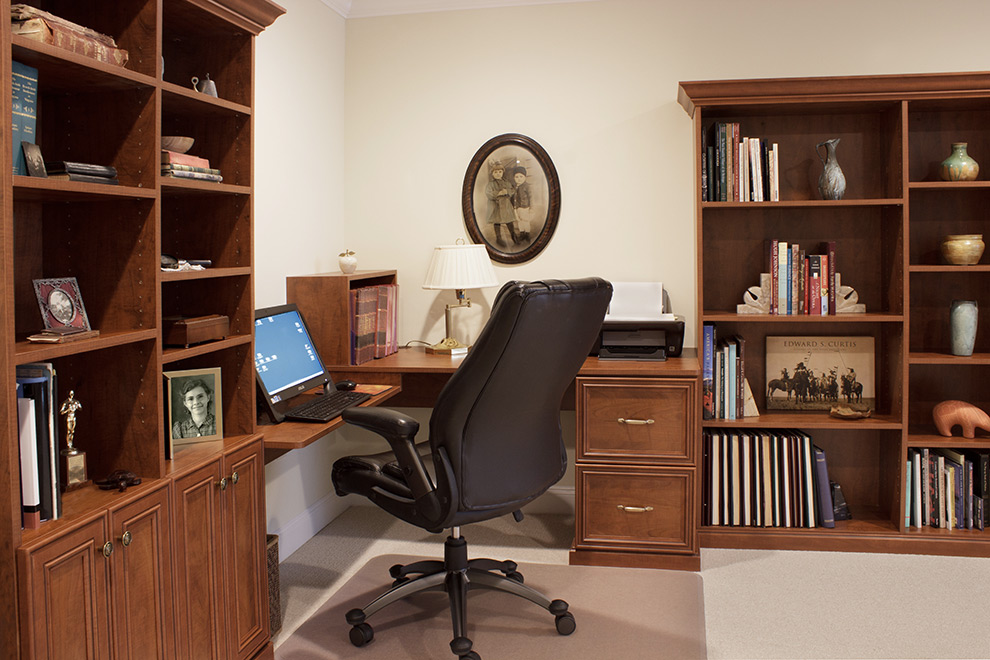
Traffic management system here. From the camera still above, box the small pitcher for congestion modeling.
[816,138,846,200]
[191,74,218,97]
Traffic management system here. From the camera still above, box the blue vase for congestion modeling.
[950,300,978,356]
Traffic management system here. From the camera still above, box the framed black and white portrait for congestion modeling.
[462,133,560,264]
[165,367,223,447]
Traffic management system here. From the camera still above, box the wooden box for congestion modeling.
[162,314,229,347]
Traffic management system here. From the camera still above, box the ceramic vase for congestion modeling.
[816,138,846,200]
[950,299,978,356]
[940,234,985,265]
[940,142,979,181]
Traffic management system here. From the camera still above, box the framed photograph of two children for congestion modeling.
[462,133,560,264]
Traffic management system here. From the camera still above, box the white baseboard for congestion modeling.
[271,485,575,562]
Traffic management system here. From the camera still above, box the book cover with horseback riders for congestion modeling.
[765,336,874,412]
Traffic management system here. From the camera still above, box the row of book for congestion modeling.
[768,239,837,315]
[15,363,62,529]
[350,284,398,365]
[702,122,780,203]
[162,149,223,183]
[703,429,838,528]
[701,324,749,420]
[906,447,988,531]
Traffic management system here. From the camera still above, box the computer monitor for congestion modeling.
[254,303,332,423]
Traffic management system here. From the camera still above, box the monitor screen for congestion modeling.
[254,304,329,408]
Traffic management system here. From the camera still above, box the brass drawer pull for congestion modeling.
[616,505,654,513]
[617,418,655,425]
[121,531,132,547]
[102,541,114,557]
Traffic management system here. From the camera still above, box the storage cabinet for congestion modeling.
[679,72,990,557]
[171,436,267,660]
[571,370,700,570]
[17,482,174,660]
[0,2,283,657]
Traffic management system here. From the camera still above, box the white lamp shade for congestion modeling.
[422,243,498,290]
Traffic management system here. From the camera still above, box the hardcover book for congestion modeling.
[765,336,875,412]
[11,60,38,176]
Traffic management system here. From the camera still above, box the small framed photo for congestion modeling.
[165,367,223,447]
[766,336,875,412]
[33,277,91,332]
[21,141,47,177]
[462,133,560,264]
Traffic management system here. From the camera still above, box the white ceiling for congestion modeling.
[321,0,601,19]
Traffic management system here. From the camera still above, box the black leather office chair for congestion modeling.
[331,278,612,660]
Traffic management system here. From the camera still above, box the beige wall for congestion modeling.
[258,0,990,557]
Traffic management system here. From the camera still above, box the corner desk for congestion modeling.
[266,346,701,571]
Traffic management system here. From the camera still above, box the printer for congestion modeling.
[591,282,685,361]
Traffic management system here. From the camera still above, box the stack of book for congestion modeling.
[767,239,837,315]
[703,428,835,529]
[45,160,119,185]
[906,447,988,530]
[162,150,223,183]
[703,121,779,202]
[702,323,748,421]
[15,362,62,529]
[349,283,398,365]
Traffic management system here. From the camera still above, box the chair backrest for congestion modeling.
[429,278,612,527]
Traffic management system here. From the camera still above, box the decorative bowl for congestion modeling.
[940,234,985,265]
[161,136,194,153]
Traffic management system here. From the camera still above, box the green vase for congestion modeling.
[940,142,979,181]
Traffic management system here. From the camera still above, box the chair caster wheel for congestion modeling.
[349,622,374,647]
[555,612,576,635]
[462,652,481,660]
[506,571,524,584]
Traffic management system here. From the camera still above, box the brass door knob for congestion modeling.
[121,531,132,547]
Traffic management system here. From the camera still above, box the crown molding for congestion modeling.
[335,0,599,19]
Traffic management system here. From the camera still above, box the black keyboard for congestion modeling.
[284,389,371,423]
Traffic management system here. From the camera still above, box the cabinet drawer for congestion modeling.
[575,466,695,554]
[577,377,695,463]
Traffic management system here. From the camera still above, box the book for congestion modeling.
[11,5,129,67]
[161,149,211,169]
[162,163,221,176]
[813,445,835,527]
[17,396,41,529]
[27,328,100,343]
[48,172,120,185]
[11,60,38,176]
[765,336,874,412]
[45,161,118,178]
[822,241,837,315]
[351,286,378,365]
[16,364,60,521]
[162,169,223,183]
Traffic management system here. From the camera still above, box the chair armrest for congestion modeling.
[341,407,434,499]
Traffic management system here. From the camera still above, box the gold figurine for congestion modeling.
[59,390,88,489]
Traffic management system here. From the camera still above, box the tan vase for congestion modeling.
[940,234,985,265]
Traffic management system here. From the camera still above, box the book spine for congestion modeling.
[825,240,837,315]
[162,163,221,176]
[12,61,38,176]
[768,239,778,315]
[735,334,745,420]
[15,16,129,67]
[819,253,829,314]
[813,445,835,528]
[702,323,715,420]
[163,170,223,183]
[17,397,42,529]
[47,161,118,177]
[777,240,788,315]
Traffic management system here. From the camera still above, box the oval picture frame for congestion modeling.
[462,133,560,264]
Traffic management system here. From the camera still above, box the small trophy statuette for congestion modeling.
[59,390,89,490]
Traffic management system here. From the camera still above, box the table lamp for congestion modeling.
[422,242,499,354]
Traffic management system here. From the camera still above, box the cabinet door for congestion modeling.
[222,439,269,660]
[172,459,227,659]
[18,517,112,660]
[109,483,175,659]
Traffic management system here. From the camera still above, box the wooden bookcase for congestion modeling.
[0,1,284,657]
[286,269,398,366]
[679,71,990,557]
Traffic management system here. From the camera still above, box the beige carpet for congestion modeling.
[275,553,707,659]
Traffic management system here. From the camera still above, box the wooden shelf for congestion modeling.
[682,71,990,558]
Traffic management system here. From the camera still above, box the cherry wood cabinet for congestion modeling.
[679,71,990,557]
[0,1,283,657]
[16,481,173,660]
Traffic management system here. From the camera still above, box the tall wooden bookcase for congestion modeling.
[0,1,284,657]
[680,72,990,557]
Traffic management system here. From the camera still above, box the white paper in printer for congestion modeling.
[604,282,675,322]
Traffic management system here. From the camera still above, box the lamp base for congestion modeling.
[426,337,470,355]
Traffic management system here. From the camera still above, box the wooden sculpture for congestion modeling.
[932,400,990,438]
